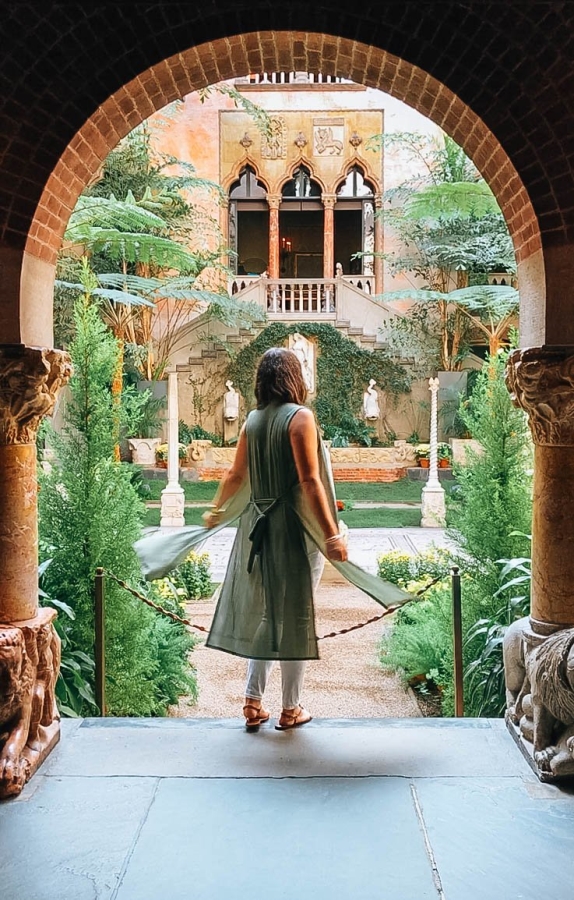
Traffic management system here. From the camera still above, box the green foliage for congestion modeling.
[153,551,213,603]
[377,547,453,587]
[39,295,196,715]
[227,322,411,433]
[178,421,222,446]
[379,353,532,716]
[448,352,532,589]
[39,561,97,718]
[380,584,453,688]
[464,546,531,717]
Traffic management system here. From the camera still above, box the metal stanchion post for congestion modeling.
[94,567,106,717]
[451,566,464,717]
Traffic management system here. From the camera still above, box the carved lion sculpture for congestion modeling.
[503,615,529,723]
[519,627,574,775]
[0,627,34,796]
[0,620,61,798]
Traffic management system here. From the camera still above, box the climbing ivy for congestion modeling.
[227,323,411,438]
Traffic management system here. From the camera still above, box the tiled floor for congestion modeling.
[2,717,574,899]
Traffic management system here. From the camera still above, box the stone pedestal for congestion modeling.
[503,347,574,780]
[0,345,71,799]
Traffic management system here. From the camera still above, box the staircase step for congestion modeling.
[347,326,364,335]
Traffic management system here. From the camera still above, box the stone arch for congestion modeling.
[333,158,381,196]
[222,159,270,195]
[20,31,543,345]
[276,157,327,197]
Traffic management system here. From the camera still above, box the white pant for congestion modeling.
[245,546,324,710]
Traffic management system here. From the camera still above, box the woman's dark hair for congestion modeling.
[255,347,308,407]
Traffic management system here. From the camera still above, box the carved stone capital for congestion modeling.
[267,194,281,211]
[506,346,574,445]
[0,346,71,444]
[322,193,337,209]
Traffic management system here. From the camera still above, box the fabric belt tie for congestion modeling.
[247,497,282,574]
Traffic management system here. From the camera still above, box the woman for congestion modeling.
[203,348,347,731]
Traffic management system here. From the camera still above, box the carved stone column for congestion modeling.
[268,194,281,280]
[374,194,384,295]
[420,377,446,527]
[0,344,71,798]
[322,194,336,280]
[504,346,574,780]
[506,347,574,629]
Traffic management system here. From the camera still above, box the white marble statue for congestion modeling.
[223,380,240,421]
[290,332,315,393]
[363,379,380,420]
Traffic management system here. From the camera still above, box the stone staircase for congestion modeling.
[185,277,395,365]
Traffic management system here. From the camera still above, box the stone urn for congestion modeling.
[128,437,161,466]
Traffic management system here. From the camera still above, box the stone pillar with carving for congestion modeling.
[268,194,281,280]
[503,347,574,780]
[160,369,185,527]
[420,377,446,527]
[0,344,71,798]
[374,194,384,295]
[322,194,336,280]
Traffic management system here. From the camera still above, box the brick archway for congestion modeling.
[24,32,542,333]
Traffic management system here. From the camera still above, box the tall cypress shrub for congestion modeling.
[40,291,195,715]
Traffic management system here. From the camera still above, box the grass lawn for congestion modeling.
[143,505,421,529]
[142,478,424,505]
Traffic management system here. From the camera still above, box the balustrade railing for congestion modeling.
[342,275,373,295]
[235,72,348,85]
[265,279,337,315]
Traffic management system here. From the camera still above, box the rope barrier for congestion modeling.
[101,569,444,640]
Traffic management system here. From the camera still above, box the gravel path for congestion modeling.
[171,575,420,720]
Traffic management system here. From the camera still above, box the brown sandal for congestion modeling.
[275,706,313,731]
[243,702,270,730]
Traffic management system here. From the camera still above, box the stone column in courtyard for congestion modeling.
[0,344,71,799]
[420,377,446,528]
[322,194,336,280]
[503,347,574,780]
[160,368,185,527]
[267,194,281,280]
[374,194,384,295]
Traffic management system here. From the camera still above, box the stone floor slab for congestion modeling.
[0,775,157,900]
[115,777,437,900]
[415,777,574,900]
[45,718,532,780]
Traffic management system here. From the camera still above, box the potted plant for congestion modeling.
[155,442,188,468]
[437,442,452,468]
[127,395,166,465]
[415,444,430,468]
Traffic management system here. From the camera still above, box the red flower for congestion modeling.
[336,500,345,511]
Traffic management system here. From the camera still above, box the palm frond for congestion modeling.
[404,182,499,220]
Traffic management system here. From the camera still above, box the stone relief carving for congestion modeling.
[294,131,307,150]
[314,125,344,156]
[0,609,61,799]
[189,439,213,462]
[503,618,574,779]
[211,448,237,465]
[0,347,71,445]
[506,347,574,445]
[239,132,253,150]
[261,117,287,159]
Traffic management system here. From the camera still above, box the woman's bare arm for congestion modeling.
[203,425,248,528]
[289,408,348,562]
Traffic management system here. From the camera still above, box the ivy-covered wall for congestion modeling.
[227,322,411,441]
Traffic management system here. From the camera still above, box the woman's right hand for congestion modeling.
[325,535,348,563]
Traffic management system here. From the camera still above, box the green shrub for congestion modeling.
[152,551,213,603]
[39,292,197,716]
[380,584,452,688]
[377,547,453,587]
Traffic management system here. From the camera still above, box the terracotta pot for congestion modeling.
[438,458,450,468]
[156,460,168,469]
[419,458,430,468]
